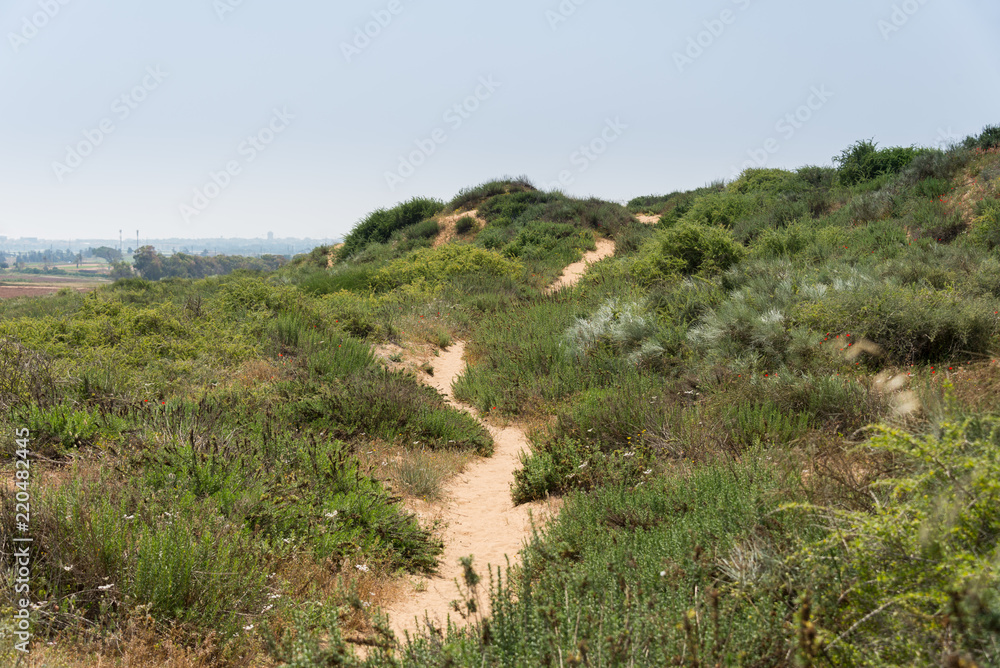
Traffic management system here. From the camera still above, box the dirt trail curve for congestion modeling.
[385,236,617,641]
[543,238,616,295]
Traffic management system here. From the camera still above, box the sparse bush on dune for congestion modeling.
[446,175,535,212]
[658,220,746,274]
[454,215,477,234]
[677,189,764,228]
[339,196,444,259]
[834,138,929,186]
[371,243,523,291]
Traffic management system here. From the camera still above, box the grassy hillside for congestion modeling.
[3,125,1000,667]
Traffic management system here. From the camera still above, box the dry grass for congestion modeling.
[233,359,289,386]
[357,441,472,504]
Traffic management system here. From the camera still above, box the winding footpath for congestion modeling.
[385,239,616,640]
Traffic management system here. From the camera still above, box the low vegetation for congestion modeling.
[3,124,1000,667]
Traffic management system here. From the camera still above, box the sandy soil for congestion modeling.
[386,340,561,639]
[0,284,97,299]
[433,209,484,248]
[384,237,616,641]
[543,238,616,295]
[635,213,660,225]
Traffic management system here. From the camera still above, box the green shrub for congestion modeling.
[658,221,746,274]
[834,139,928,186]
[678,190,764,228]
[339,197,444,259]
[913,177,951,199]
[724,399,811,449]
[398,218,440,241]
[476,226,505,250]
[612,220,655,254]
[0,338,56,409]
[969,200,1000,250]
[972,124,1000,150]
[849,189,895,222]
[902,198,965,242]
[900,149,971,185]
[447,176,535,212]
[795,165,837,189]
[372,244,523,291]
[25,402,124,454]
[292,368,493,454]
[455,215,477,234]
[503,221,582,259]
[297,266,374,295]
[477,190,559,223]
[411,460,796,666]
[751,221,817,259]
[794,281,999,364]
[785,414,1000,665]
[728,167,798,195]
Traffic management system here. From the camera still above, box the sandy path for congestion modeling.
[543,238,616,295]
[386,237,616,642]
[635,213,660,225]
[387,341,560,640]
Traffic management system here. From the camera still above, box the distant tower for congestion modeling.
[267,231,274,241]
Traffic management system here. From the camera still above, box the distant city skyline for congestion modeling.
[2,1,998,241]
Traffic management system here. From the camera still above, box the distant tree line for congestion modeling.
[128,246,287,280]
[2,248,78,265]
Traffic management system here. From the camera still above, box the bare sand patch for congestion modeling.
[543,238,616,295]
[383,237,615,642]
[385,341,561,640]
[433,209,484,248]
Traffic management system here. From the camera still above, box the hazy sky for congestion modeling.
[2,0,999,241]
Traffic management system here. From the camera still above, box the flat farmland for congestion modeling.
[0,271,109,299]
